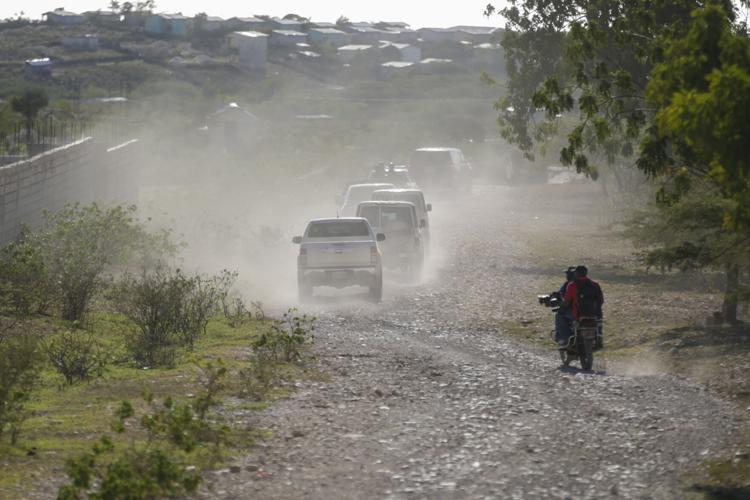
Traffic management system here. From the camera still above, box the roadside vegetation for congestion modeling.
[0,202,317,499]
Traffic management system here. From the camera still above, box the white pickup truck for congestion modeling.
[292,218,385,302]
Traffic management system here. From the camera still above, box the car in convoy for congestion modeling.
[338,182,395,216]
[409,147,472,191]
[367,163,418,189]
[371,188,432,252]
[293,218,385,302]
[355,201,424,274]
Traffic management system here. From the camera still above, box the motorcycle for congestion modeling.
[553,316,601,370]
[538,292,601,371]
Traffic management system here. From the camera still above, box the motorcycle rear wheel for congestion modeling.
[580,338,594,370]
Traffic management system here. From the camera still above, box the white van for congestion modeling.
[371,188,431,252]
[356,201,423,274]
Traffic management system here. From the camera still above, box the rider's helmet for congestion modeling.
[574,265,588,278]
[565,266,576,282]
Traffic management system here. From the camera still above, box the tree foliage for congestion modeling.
[489,0,750,321]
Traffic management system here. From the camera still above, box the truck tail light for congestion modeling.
[370,245,378,265]
[299,247,307,267]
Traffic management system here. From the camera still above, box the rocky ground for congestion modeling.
[203,183,747,499]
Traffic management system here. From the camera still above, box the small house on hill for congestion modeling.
[203,16,226,32]
[44,9,85,25]
[337,44,373,63]
[269,30,307,47]
[380,60,414,78]
[308,28,351,47]
[145,13,193,37]
[226,16,266,31]
[25,58,52,77]
[379,41,421,63]
[451,26,501,44]
[270,18,303,31]
[349,26,393,44]
[229,31,268,72]
[417,27,466,43]
[308,21,336,29]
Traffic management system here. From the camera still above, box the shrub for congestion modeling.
[178,270,235,350]
[44,330,107,385]
[251,308,316,364]
[240,309,316,401]
[0,321,42,444]
[0,230,55,316]
[57,359,228,500]
[30,203,174,323]
[113,267,235,367]
[222,295,252,328]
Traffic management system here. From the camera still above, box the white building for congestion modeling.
[380,61,414,78]
[226,16,266,31]
[337,44,373,63]
[269,30,307,48]
[379,41,421,63]
[230,31,268,72]
[349,26,394,44]
[203,16,226,32]
[308,28,352,47]
[44,9,85,25]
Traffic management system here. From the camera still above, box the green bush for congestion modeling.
[0,321,42,444]
[57,360,228,500]
[0,203,175,324]
[0,230,55,316]
[44,330,107,385]
[113,267,235,367]
[240,309,316,401]
[251,308,316,364]
[222,295,252,328]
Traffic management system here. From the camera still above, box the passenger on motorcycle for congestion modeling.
[563,265,604,348]
[555,267,577,347]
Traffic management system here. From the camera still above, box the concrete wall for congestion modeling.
[0,138,140,245]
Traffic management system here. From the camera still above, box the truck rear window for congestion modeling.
[307,221,371,238]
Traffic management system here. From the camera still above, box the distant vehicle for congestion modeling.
[338,183,395,216]
[409,147,472,191]
[356,201,424,274]
[293,218,385,302]
[368,163,418,189]
[371,188,432,251]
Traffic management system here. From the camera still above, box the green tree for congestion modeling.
[26,204,174,323]
[643,5,750,322]
[283,13,310,22]
[193,12,207,33]
[11,89,49,147]
[487,1,749,323]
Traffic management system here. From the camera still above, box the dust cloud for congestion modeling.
[102,71,556,310]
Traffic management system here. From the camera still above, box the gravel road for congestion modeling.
[205,185,743,499]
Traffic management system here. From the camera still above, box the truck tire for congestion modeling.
[369,274,383,303]
[411,251,424,281]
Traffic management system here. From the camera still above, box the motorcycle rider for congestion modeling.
[555,267,577,348]
[563,265,604,348]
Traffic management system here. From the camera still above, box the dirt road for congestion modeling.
[206,185,743,499]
